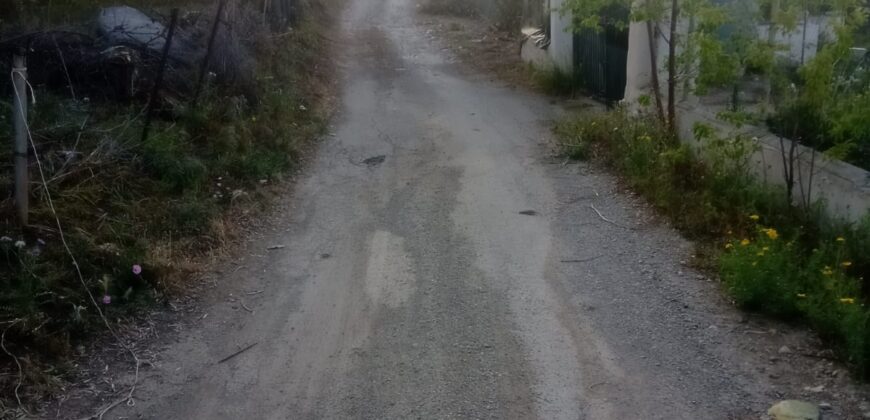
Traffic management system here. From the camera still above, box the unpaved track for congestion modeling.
[101,1,829,418]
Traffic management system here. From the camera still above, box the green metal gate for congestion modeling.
[572,9,629,104]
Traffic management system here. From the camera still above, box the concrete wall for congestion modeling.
[676,104,870,223]
[757,16,834,65]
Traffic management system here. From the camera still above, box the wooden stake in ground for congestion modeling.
[12,51,29,226]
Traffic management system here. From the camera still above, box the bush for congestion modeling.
[721,225,870,373]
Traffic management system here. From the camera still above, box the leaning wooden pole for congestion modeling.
[192,0,227,108]
[141,8,180,143]
[12,50,29,226]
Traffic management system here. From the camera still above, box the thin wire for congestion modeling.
[10,69,140,419]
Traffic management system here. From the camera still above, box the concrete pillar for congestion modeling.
[623,19,653,106]
[548,0,574,72]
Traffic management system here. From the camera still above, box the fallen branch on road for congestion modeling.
[217,342,258,365]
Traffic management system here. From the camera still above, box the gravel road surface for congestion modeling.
[98,1,869,418]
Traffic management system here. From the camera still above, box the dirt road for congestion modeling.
[93,0,865,418]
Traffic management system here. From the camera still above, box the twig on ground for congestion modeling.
[240,301,253,313]
[217,342,259,364]
[588,204,631,230]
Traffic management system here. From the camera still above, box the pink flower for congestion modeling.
[132,264,142,275]
[102,295,111,305]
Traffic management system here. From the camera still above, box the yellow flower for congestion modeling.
[836,237,846,243]
[822,266,834,276]
[764,228,779,240]
[724,243,733,249]
[749,215,760,221]
[841,261,852,268]
[840,298,855,304]
[796,293,807,298]
[740,239,750,246]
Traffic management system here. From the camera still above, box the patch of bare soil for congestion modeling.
[416,13,534,89]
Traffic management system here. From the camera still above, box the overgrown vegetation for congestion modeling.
[563,0,870,169]
[0,0,333,409]
[555,108,870,377]
[532,65,583,96]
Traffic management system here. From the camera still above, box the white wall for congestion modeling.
[757,16,834,65]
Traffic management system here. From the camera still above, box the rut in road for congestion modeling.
[94,0,815,419]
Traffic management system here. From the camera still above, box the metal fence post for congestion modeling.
[12,50,29,226]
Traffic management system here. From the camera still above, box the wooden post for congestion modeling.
[12,51,29,226]
[192,0,227,108]
[141,8,180,143]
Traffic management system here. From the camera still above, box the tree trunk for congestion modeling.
[667,0,679,132]
[681,14,695,102]
[764,0,780,107]
[646,20,666,125]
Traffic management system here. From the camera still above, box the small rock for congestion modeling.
[804,385,825,393]
[768,400,820,420]
[778,346,792,354]
[818,403,832,411]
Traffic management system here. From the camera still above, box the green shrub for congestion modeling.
[720,225,802,317]
[721,225,870,373]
